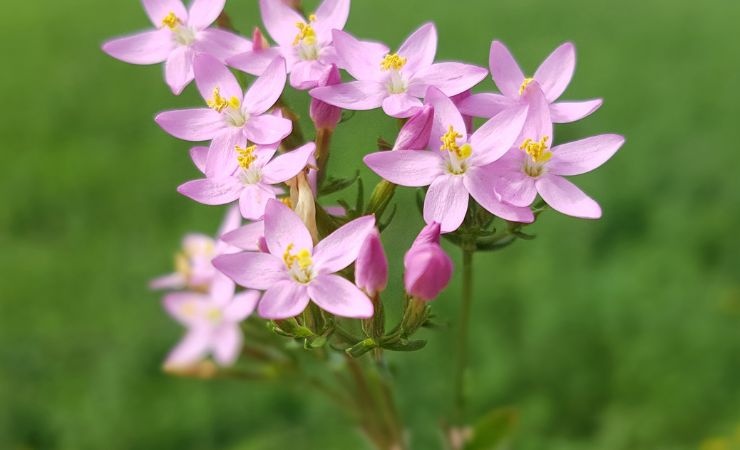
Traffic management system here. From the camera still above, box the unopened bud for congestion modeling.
[404,223,453,301]
[310,65,342,130]
[393,105,434,150]
[355,228,388,296]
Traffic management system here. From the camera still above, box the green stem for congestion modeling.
[453,248,474,424]
[315,128,333,188]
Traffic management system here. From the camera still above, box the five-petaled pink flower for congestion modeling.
[163,286,260,368]
[213,200,375,319]
[102,0,251,95]
[459,41,603,124]
[229,0,350,90]
[490,84,624,219]
[364,88,533,233]
[178,142,315,220]
[156,54,292,178]
[310,23,488,118]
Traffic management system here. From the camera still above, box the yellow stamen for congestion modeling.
[440,126,472,160]
[519,77,534,96]
[236,145,257,170]
[207,88,240,113]
[520,136,552,163]
[162,12,180,29]
[380,53,407,71]
[283,243,313,269]
[206,308,222,323]
[175,252,190,277]
[308,14,318,22]
[280,197,293,208]
[293,22,317,46]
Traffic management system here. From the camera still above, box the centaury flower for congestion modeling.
[364,88,533,232]
[102,0,251,95]
[155,55,292,177]
[310,23,488,118]
[213,200,375,319]
[459,41,603,124]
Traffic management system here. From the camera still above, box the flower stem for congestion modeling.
[315,127,333,188]
[453,247,474,424]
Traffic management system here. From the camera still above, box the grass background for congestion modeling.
[1,0,739,448]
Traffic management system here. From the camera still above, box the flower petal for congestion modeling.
[244,57,287,115]
[177,177,243,205]
[548,134,624,176]
[409,62,487,98]
[534,42,575,102]
[205,130,243,177]
[382,93,423,118]
[263,199,314,256]
[165,46,195,95]
[262,143,315,184]
[398,22,437,74]
[426,86,468,149]
[212,251,287,289]
[212,325,242,365]
[314,0,350,36]
[310,81,387,110]
[259,0,306,47]
[102,29,174,65]
[189,146,209,173]
[165,328,211,368]
[493,171,537,207]
[187,0,225,29]
[143,0,188,26]
[549,99,603,123]
[244,114,292,145]
[194,53,243,103]
[308,274,373,318]
[228,47,283,76]
[150,272,186,290]
[363,150,443,187]
[290,60,329,90]
[224,291,261,322]
[470,104,528,166]
[518,83,553,143]
[193,29,252,61]
[457,93,516,119]
[155,108,224,141]
[163,292,208,326]
[535,174,601,219]
[489,40,525,99]
[464,166,534,223]
[239,184,276,220]
[423,174,469,233]
[313,215,376,274]
[222,221,265,251]
[331,30,388,81]
[258,280,310,319]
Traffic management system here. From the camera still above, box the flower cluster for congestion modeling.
[104,0,623,372]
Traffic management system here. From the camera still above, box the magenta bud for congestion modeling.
[310,65,342,130]
[355,228,388,296]
[403,242,453,302]
[412,221,442,246]
[251,27,269,52]
[393,105,434,150]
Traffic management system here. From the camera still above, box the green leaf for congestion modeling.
[382,338,427,352]
[463,408,518,450]
[318,171,360,197]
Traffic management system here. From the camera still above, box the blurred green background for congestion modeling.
[2,0,739,449]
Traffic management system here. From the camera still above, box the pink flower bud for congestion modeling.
[404,223,452,301]
[310,65,342,130]
[412,222,442,246]
[393,105,434,150]
[355,228,388,296]
[251,27,270,52]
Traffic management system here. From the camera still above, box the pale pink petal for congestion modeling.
[308,274,373,318]
[536,174,601,219]
[193,29,252,61]
[469,104,528,166]
[150,272,186,290]
[290,60,329,90]
[239,184,276,220]
[212,325,242,365]
[398,22,437,74]
[534,42,575,102]
[489,40,525,99]
[518,84,553,143]
[102,29,174,65]
[187,0,225,29]
[464,166,534,223]
[457,93,516,119]
[493,171,537,207]
[227,48,283,76]
[189,146,209,173]
[244,57,287,115]
[165,46,195,95]
[212,252,287,289]
[209,273,236,305]
[310,81,386,110]
[263,200,314,256]
[548,134,624,176]
[259,0,306,47]
[549,99,603,123]
[423,175,469,233]
[165,328,211,368]
[258,280,310,319]
[163,292,207,326]
[194,53,243,103]
[155,108,224,141]
[224,290,261,322]
[408,62,487,98]
[363,151,443,187]
[244,114,292,145]
[177,177,243,205]
[205,130,244,178]
[217,204,242,236]
[262,143,315,184]
[143,0,188,26]
[331,30,388,81]
[426,87,468,150]
[314,0,350,36]
[382,94,423,118]
[312,215,375,274]
[222,221,265,251]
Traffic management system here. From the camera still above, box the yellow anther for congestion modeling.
[520,136,552,163]
[283,244,313,269]
[175,252,190,277]
[280,197,293,208]
[519,77,534,96]
[206,308,222,323]
[207,88,240,113]
[308,14,318,22]
[380,53,407,71]
[293,22,317,46]
[162,12,180,29]
[440,126,472,160]
[236,145,257,170]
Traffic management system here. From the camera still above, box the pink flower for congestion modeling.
[229,0,350,90]
[178,141,315,220]
[355,228,388,296]
[490,84,625,219]
[310,23,488,118]
[151,205,241,296]
[156,55,292,178]
[364,87,533,233]
[163,287,260,368]
[222,221,268,252]
[102,0,251,95]
[404,222,452,301]
[310,65,343,130]
[393,105,434,151]
[459,41,603,124]
[213,200,375,319]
